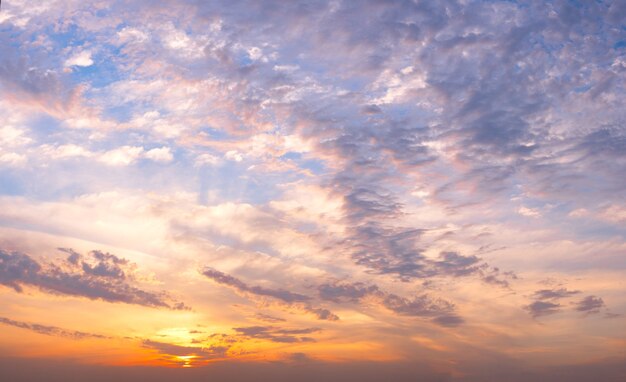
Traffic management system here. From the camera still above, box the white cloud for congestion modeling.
[248,46,263,61]
[0,152,26,166]
[41,144,93,159]
[144,146,173,163]
[98,146,144,166]
[195,153,221,167]
[518,206,541,218]
[0,126,31,147]
[117,27,149,44]
[225,150,243,162]
[65,50,94,67]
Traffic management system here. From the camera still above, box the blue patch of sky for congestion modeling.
[43,23,85,52]
[101,104,135,123]
[280,151,302,161]
[200,126,232,141]
[28,115,64,142]
[12,158,197,202]
[233,49,253,67]
[197,161,285,205]
[0,164,88,200]
[300,159,326,175]
[574,84,592,93]
[566,220,626,242]
[278,152,326,175]
[68,44,126,89]
[0,170,25,196]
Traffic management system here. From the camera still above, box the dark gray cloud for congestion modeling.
[233,326,320,343]
[533,288,581,300]
[254,313,286,323]
[317,281,462,326]
[525,300,561,318]
[0,249,187,310]
[574,296,605,314]
[526,288,609,318]
[318,282,379,303]
[59,248,131,280]
[0,316,110,340]
[202,267,338,321]
[202,268,310,303]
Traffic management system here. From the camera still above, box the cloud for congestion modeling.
[574,296,605,314]
[144,146,174,163]
[532,288,581,300]
[143,339,229,358]
[0,316,110,340]
[0,0,624,373]
[98,146,144,166]
[65,50,94,68]
[0,249,187,310]
[525,288,608,318]
[202,267,338,321]
[202,268,310,303]
[233,326,320,343]
[317,281,461,326]
[254,313,286,323]
[525,301,561,318]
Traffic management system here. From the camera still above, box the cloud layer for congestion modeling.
[0,0,624,379]
[0,249,187,310]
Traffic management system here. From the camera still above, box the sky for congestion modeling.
[0,0,625,381]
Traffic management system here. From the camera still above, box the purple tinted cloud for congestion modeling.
[0,249,187,310]
[202,267,338,321]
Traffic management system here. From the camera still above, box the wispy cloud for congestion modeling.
[202,267,338,321]
[0,316,110,340]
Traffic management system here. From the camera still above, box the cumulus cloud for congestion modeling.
[98,146,144,166]
[144,146,174,163]
[65,50,94,68]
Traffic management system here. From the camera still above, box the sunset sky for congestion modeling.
[0,1,625,381]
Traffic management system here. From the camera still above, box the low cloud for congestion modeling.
[574,296,605,314]
[0,316,110,340]
[143,339,229,358]
[533,288,581,300]
[318,281,462,327]
[525,301,561,318]
[525,288,607,318]
[202,268,338,321]
[233,326,320,343]
[0,249,188,310]
[65,50,94,68]
[202,268,310,303]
